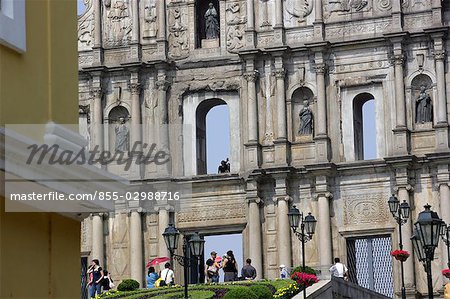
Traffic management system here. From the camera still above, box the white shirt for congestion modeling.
[160,268,174,284]
[330,262,347,278]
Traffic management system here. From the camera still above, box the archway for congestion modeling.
[353,93,376,160]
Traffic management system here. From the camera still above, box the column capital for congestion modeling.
[90,87,104,99]
[390,53,405,66]
[393,184,414,193]
[313,191,333,200]
[248,197,262,205]
[154,205,174,212]
[244,71,259,82]
[128,82,141,95]
[90,212,106,219]
[156,79,170,91]
[434,50,446,61]
[274,195,292,204]
[314,63,326,74]
[273,68,286,79]
[127,207,146,215]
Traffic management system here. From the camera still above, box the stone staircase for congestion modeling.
[293,277,391,299]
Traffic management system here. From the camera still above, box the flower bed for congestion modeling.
[290,272,319,288]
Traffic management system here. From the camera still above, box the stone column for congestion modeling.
[156,68,171,175]
[275,176,292,268]
[129,208,144,287]
[245,0,255,47]
[158,207,170,258]
[131,0,140,43]
[440,183,450,269]
[275,0,283,27]
[314,0,324,39]
[434,49,447,125]
[315,63,327,137]
[275,67,286,140]
[91,213,104,266]
[157,0,166,40]
[316,175,332,276]
[391,0,403,30]
[397,186,415,292]
[93,0,102,47]
[248,197,263,279]
[245,71,258,143]
[129,73,141,148]
[393,54,406,128]
[91,77,104,155]
[93,0,103,64]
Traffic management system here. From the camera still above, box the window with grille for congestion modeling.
[347,235,394,298]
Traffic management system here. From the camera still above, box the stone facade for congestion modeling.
[78,0,450,297]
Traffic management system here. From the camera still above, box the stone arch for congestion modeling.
[341,84,386,161]
[182,91,240,176]
[352,93,376,160]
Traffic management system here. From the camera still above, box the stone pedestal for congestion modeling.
[201,38,219,48]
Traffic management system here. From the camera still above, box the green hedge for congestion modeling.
[223,286,257,299]
[117,279,140,291]
[249,285,273,299]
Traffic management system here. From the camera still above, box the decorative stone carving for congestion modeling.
[168,8,189,59]
[226,26,244,52]
[325,20,391,38]
[374,0,391,11]
[79,104,91,123]
[323,0,370,19]
[143,0,157,39]
[344,193,390,225]
[128,82,141,95]
[260,0,271,27]
[226,2,247,25]
[401,0,431,12]
[205,3,220,39]
[177,203,246,223]
[78,0,95,50]
[284,0,313,25]
[103,0,132,46]
[261,72,276,143]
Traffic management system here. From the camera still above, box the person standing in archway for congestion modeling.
[222,250,238,282]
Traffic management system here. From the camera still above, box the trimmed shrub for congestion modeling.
[249,285,273,299]
[117,279,140,291]
[223,286,257,299]
[290,266,317,275]
[160,290,215,299]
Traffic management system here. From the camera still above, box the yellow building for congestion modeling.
[1,1,81,298]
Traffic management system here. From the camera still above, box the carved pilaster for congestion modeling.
[155,79,171,91]
[273,68,286,79]
[244,71,259,82]
[314,63,326,74]
[433,50,446,61]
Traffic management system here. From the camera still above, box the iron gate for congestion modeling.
[347,235,394,298]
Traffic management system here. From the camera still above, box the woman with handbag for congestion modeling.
[101,270,115,293]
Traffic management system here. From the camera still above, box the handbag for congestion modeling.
[109,277,115,289]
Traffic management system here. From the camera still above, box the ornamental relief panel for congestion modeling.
[103,0,133,47]
[343,193,390,225]
[323,0,393,21]
[141,0,157,43]
[225,1,246,53]
[401,0,431,13]
[78,0,95,51]
[177,203,246,223]
[167,6,189,59]
[325,18,391,40]
[283,0,314,28]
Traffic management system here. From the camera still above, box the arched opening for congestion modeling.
[196,99,230,175]
[353,93,376,160]
[195,0,220,48]
[291,87,314,139]
[411,74,433,125]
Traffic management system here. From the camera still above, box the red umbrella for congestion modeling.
[146,257,170,268]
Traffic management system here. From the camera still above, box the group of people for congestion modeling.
[146,262,175,288]
[205,250,257,282]
[86,259,114,298]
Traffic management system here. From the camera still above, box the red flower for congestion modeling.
[442,269,450,278]
[391,250,410,262]
[290,272,319,287]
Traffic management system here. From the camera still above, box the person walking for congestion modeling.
[87,259,104,298]
[241,258,257,280]
[102,270,114,293]
[222,250,238,282]
[205,251,220,283]
[329,257,348,280]
[146,267,159,288]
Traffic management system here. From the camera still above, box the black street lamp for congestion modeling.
[439,222,450,269]
[387,194,410,299]
[163,223,205,299]
[288,205,317,299]
[411,204,444,299]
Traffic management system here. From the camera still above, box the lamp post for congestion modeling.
[410,204,444,299]
[163,223,205,299]
[387,194,410,299]
[440,222,450,269]
[288,205,317,299]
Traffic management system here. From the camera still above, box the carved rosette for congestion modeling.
[374,0,392,11]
